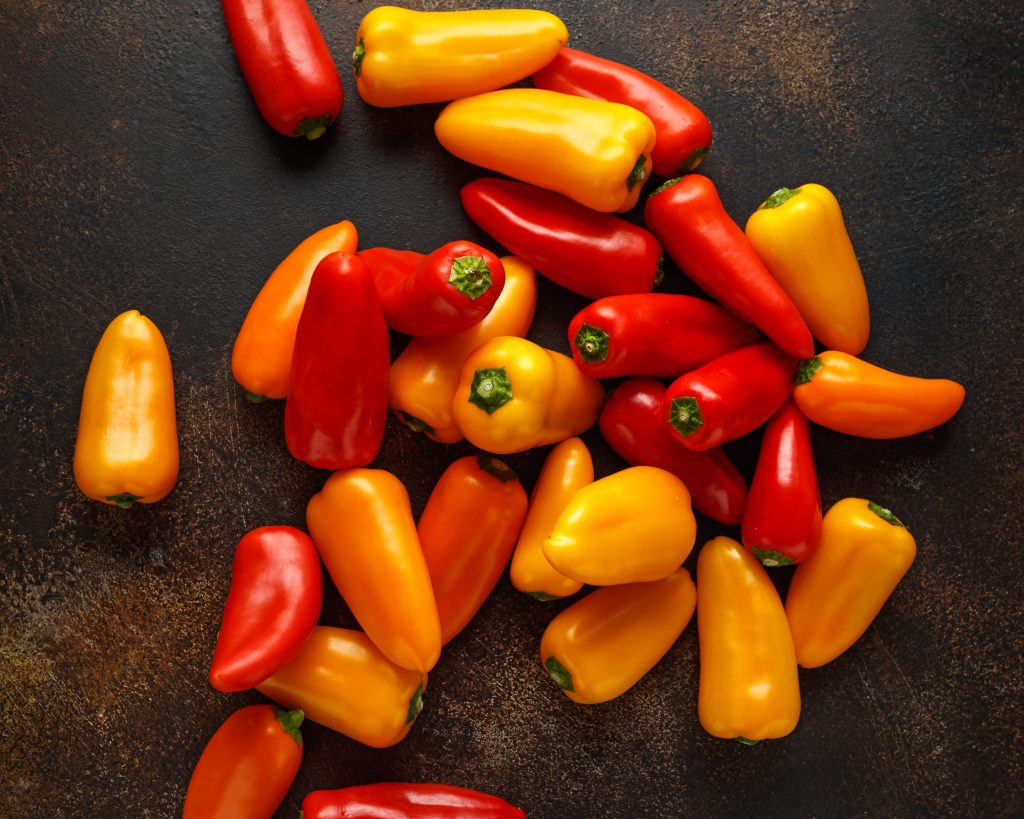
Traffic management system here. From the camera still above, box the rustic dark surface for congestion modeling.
[1,1,1022,816]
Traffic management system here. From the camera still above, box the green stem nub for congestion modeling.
[406,682,424,723]
[545,656,574,691]
[652,176,683,196]
[668,396,703,437]
[753,548,795,567]
[654,256,665,288]
[243,390,270,404]
[760,186,801,209]
[107,493,142,509]
[352,38,366,76]
[468,368,512,414]
[679,146,709,173]
[795,356,824,386]
[293,114,333,141]
[274,708,304,746]
[627,155,649,191]
[477,454,518,483]
[527,591,563,602]
[574,323,610,364]
[448,255,492,300]
[868,501,904,527]
[400,411,434,435]
[735,736,760,746]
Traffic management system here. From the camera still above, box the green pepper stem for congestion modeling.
[668,396,703,437]
[292,114,333,141]
[544,657,574,691]
[735,736,760,745]
[651,177,683,196]
[573,323,610,364]
[468,368,513,414]
[448,255,492,300]
[653,256,665,288]
[627,155,649,191]
[526,591,564,602]
[760,187,802,209]
[795,356,824,386]
[400,411,434,435]
[243,390,270,404]
[352,38,366,76]
[753,548,795,567]
[106,493,142,508]
[274,708,304,746]
[406,682,424,723]
[679,146,709,174]
[867,501,905,527]
[477,454,518,483]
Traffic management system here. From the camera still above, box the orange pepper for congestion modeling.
[418,455,528,644]
[306,469,441,673]
[232,220,358,401]
[73,310,178,507]
[793,351,965,438]
[257,626,426,748]
[697,536,801,742]
[509,438,592,600]
[390,256,537,444]
[786,498,917,668]
[540,568,696,704]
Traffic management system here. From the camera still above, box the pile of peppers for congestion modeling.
[66,4,969,816]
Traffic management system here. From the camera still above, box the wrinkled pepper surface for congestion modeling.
[303,782,526,818]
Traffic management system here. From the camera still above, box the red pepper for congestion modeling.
[644,175,813,359]
[221,0,343,140]
[532,46,712,177]
[208,526,321,692]
[285,252,389,469]
[302,783,526,818]
[663,342,796,451]
[360,242,506,337]
[600,378,747,524]
[568,294,759,379]
[461,177,662,299]
[742,399,822,566]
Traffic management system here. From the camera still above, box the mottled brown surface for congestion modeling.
[1,1,1022,817]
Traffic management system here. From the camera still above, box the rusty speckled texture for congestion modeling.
[1,0,1022,816]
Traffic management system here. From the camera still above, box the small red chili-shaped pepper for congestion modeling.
[302,783,526,818]
[285,252,389,469]
[644,175,813,359]
[600,378,747,524]
[221,0,343,140]
[741,400,822,566]
[568,294,759,379]
[533,46,712,177]
[461,177,662,299]
[360,242,506,337]
[208,526,322,692]
[663,342,796,451]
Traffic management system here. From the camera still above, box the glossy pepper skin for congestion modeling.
[418,455,528,644]
[543,466,697,586]
[786,498,917,668]
[284,252,389,469]
[741,400,822,567]
[510,438,591,600]
[568,294,759,379]
[222,0,342,139]
[793,351,966,438]
[360,242,505,337]
[697,536,801,742]
[644,175,814,358]
[533,46,712,177]
[353,6,567,108]
[390,256,537,444]
[436,88,656,213]
[746,184,870,354]
[452,336,605,454]
[663,342,797,451]
[540,568,696,704]
[257,626,426,748]
[182,704,302,819]
[306,469,441,673]
[461,177,663,299]
[303,783,526,819]
[208,526,321,692]
[600,378,747,525]
[73,310,178,508]
[232,220,358,401]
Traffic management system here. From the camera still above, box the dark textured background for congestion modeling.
[1,1,1022,816]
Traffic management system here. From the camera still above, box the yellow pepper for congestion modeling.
[745,184,869,354]
[257,626,426,748]
[697,536,801,742]
[543,466,696,585]
[353,7,568,108]
[540,568,696,704]
[435,88,656,213]
[510,437,592,600]
[786,498,917,668]
[73,310,178,507]
[452,336,604,454]
[390,256,537,444]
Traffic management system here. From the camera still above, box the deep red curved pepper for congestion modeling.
[285,252,389,468]
[301,783,526,818]
[532,46,712,177]
[600,378,747,524]
[662,342,796,451]
[221,0,343,140]
[644,175,813,358]
[742,399,822,566]
[209,526,322,692]
[461,177,662,299]
[568,294,759,379]
[360,242,505,337]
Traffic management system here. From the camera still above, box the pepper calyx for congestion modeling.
[243,390,270,404]
[626,155,648,191]
[574,324,610,364]
[352,38,366,76]
[293,114,333,141]
[400,411,434,435]
[735,736,760,746]
[545,656,574,691]
[468,368,513,414]
[760,187,801,209]
[406,682,425,723]
[448,255,492,300]
[477,454,518,483]
[868,501,904,527]
[679,146,709,173]
[107,493,142,509]
[668,396,703,437]
[795,356,824,385]
[274,708,304,746]
[651,177,683,196]
[753,548,796,567]
[527,591,563,602]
